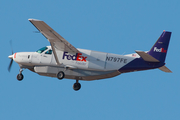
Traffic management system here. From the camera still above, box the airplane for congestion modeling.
[8,19,172,91]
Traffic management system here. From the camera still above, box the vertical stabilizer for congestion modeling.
[148,31,171,63]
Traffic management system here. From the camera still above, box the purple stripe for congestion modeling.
[119,58,165,73]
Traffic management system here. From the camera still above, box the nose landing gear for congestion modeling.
[17,68,24,81]
[17,74,24,81]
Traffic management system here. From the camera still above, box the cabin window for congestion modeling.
[45,50,52,54]
[36,47,48,53]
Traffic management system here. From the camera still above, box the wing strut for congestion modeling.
[50,42,61,65]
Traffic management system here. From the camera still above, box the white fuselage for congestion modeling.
[12,46,138,80]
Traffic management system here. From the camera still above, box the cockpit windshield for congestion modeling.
[45,50,52,54]
[36,47,48,53]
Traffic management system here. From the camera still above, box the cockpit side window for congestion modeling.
[36,47,48,53]
[45,50,52,54]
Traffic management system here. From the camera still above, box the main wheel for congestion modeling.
[57,71,65,80]
[17,74,24,81]
[73,82,81,91]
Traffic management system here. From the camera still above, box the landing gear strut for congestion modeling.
[73,80,81,91]
[17,68,24,81]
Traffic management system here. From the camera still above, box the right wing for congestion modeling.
[29,19,80,65]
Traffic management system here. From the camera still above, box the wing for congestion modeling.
[29,19,80,65]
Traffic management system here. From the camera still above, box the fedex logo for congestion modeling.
[154,47,167,53]
[62,52,87,62]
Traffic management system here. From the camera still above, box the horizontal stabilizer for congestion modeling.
[135,51,160,62]
[159,65,172,73]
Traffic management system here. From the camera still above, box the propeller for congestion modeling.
[8,40,14,72]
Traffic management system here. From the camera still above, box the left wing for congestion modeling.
[29,19,80,65]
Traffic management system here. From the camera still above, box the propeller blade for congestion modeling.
[8,59,13,72]
[8,40,14,72]
[10,40,13,55]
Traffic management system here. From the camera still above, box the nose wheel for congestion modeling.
[17,68,24,81]
[17,74,24,81]
[73,80,81,91]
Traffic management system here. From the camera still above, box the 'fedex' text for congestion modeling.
[62,52,87,62]
[154,47,167,53]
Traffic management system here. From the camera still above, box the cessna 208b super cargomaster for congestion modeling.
[8,19,172,91]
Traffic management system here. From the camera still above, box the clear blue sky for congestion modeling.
[1,0,180,120]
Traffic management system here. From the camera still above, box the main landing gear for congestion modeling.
[57,71,65,80]
[73,80,81,91]
[16,69,82,91]
[17,68,24,81]
[57,71,81,91]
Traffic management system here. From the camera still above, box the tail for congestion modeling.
[135,31,172,73]
[148,30,172,63]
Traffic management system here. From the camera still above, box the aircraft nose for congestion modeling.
[8,55,13,59]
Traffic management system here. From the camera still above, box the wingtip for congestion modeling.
[28,18,41,21]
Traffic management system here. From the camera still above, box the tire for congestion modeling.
[17,74,24,81]
[73,83,81,91]
[57,71,65,80]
